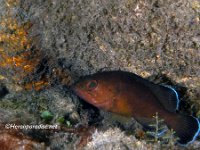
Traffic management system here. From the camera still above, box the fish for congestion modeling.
[72,71,200,145]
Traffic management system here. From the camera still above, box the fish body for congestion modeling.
[72,71,200,145]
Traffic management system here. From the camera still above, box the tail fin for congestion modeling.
[166,114,200,145]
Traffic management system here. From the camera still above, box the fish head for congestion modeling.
[72,74,118,110]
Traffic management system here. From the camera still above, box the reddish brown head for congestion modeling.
[72,72,133,116]
[72,72,120,111]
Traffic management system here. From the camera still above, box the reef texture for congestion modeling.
[0,0,200,149]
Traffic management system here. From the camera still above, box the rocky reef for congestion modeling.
[0,0,200,149]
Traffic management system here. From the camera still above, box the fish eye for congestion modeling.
[86,80,98,90]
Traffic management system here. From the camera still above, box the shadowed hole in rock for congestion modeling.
[78,99,103,126]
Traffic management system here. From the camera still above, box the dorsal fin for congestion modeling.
[147,84,180,112]
[120,71,180,112]
[162,85,180,110]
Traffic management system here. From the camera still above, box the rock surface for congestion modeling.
[0,0,200,149]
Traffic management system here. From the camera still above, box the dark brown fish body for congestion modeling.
[72,71,200,145]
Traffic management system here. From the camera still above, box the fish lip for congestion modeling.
[71,86,82,97]
[92,99,112,109]
[72,87,110,108]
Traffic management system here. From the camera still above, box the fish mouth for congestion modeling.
[91,99,112,109]
[71,84,81,94]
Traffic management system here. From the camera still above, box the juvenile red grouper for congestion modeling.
[72,71,200,145]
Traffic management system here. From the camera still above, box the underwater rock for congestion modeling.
[0,126,47,150]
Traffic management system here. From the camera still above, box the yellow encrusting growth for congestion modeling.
[0,0,49,91]
[5,0,19,7]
